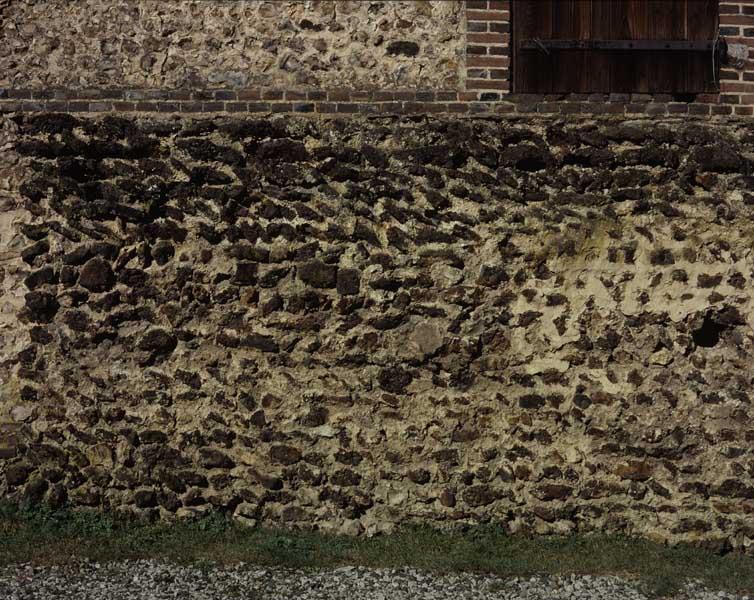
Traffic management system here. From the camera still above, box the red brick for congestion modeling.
[720,4,742,14]
[238,89,261,100]
[466,79,510,90]
[415,91,435,101]
[466,45,489,55]
[625,103,647,113]
[536,102,559,113]
[248,102,271,112]
[135,102,162,111]
[156,102,180,113]
[494,103,515,114]
[466,9,509,21]
[720,69,742,80]
[328,89,352,101]
[589,102,625,114]
[261,90,284,100]
[559,102,585,114]
[469,102,494,113]
[688,104,711,115]
[167,90,191,101]
[379,102,403,113]
[734,105,754,114]
[466,56,509,67]
[271,103,293,112]
[720,14,754,25]
[488,1,510,10]
[467,68,488,79]
[711,104,734,114]
[466,0,488,8]
[721,82,754,92]
[423,103,446,113]
[191,90,213,101]
[467,21,488,32]
[695,93,720,103]
[467,32,508,44]
[358,103,380,114]
[393,91,417,101]
[335,103,360,113]
[180,102,205,113]
[445,103,469,113]
[489,69,509,79]
[284,91,307,101]
[489,21,510,33]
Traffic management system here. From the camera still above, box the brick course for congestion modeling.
[719,1,754,104]
[0,88,745,117]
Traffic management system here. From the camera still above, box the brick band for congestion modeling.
[0,89,750,117]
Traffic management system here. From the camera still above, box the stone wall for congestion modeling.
[3,1,753,117]
[2,112,754,550]
[0,0,463,90]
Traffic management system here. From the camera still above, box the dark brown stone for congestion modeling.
[138,328,178,354]
[270,445,302,466]
[336,268,361,295]
[377,366,413,394]
[533,484,573,501]
[298,260,338,288]
[198,448,235,469]
[615,461,653,481]
[78,257,115,293]
[462,484,498,507]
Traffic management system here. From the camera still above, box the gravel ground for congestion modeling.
[0,560,749,600]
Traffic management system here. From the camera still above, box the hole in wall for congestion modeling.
[692,314,727,348]
[691,307,746,349]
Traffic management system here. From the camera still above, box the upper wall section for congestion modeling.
[0,0,464,90]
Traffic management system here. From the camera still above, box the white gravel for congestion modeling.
[0,560,750,600]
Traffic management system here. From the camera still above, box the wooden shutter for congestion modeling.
[512,0,719,94]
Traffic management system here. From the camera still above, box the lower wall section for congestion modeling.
[1,113,754,549]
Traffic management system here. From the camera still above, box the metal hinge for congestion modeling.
[519,39,727,56]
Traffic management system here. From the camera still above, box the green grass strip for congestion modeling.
[1,504,753,598]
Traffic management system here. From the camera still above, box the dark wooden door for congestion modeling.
[512,0,719,94]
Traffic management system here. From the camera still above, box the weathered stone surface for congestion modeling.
[336,269,361,296]
[298,260,337,289]
[0,1,463,90]
[1,114,754,551]
[138,329,178,355]
[78,257,115,293]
